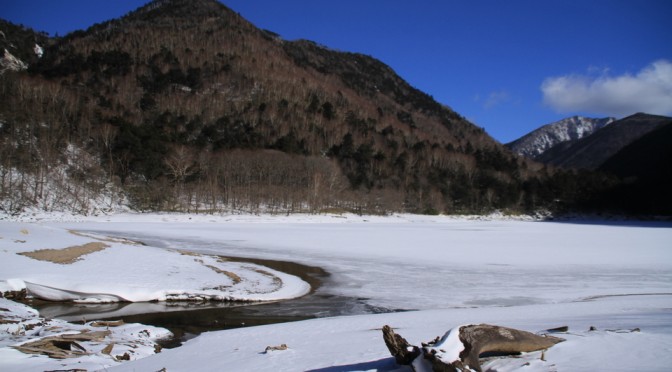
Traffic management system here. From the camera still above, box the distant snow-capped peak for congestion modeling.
[507,116,615,158]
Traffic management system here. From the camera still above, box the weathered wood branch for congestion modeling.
[382,324,564,372]
[13,330,111,359]
[381,325,421,365]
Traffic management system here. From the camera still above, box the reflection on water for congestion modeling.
[28,252,399,348]
[110,302,314,348]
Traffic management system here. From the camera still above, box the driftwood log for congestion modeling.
[382,324,564,372]
[381,325,420,365]
[13,330,111,359]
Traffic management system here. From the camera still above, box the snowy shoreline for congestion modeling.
[2,211,672,371]
[0,224,311,304]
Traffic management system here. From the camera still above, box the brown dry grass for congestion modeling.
[18,242,109,264]
[177,250,201,257]
[192,256,243,284]
[252,268,283,287]
[204,264,242,284]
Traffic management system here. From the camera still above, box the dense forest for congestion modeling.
[0,0,662,216]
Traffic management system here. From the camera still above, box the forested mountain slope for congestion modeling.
[2,0,666,216]
[1,0,550,215]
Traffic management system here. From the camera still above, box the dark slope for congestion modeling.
[537,113,671,170]
[597,121,672,214]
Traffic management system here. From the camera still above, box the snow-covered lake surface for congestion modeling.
[2,212,671,371]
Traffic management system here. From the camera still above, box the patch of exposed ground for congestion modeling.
[18,242,110,264]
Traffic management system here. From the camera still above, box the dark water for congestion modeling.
[28,255,394,348]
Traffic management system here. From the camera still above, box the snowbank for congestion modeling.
[0,223,310,303]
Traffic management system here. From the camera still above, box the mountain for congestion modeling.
[536,113,671,170]
[506,116,615,159]
[3,0,666,216]
[600,120,672,179]
[597,120,672,214]
[2,0,549,215]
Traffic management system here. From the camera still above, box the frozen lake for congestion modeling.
[3,213,672,371]
[52,215,672,312]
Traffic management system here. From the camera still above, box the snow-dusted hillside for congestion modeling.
[0,144,129,216]
[507,116,615,158]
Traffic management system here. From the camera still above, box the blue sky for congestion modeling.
[2,0,671,143]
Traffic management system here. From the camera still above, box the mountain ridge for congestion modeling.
[506,116,615,159]
[536,113,671,170]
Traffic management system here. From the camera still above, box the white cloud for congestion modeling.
[541,60,672,117]
[475,90,517,110]
[483,90,511,109]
